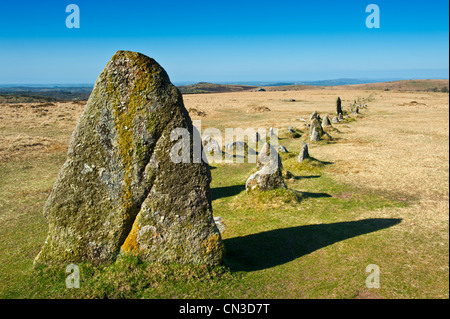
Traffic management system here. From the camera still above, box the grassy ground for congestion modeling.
[0,90,448,298]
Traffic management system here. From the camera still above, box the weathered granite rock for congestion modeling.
[245,162,285,192]
[331,116,340,124]
[257,142,282,169]
[297,142,310,162]
[322,115,331,127]
[309,110,318,121]
[337,97,343,116]
[246,143,285,191]
[310,126,320,141]
[35,51,224,266]
[310,118,324,137]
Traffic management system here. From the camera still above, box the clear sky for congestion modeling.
[0,0,448,84]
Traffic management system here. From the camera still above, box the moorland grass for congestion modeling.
[0,91,448,299]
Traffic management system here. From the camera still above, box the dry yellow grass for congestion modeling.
[185,89,448,202]
[0,101,85,161]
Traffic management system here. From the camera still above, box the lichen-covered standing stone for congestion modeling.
[35,51,224,266]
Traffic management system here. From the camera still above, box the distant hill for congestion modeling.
[0,86,92,103]
[296,78,386,86]
[177,79,449,94]
[210,78,399,87]
[334,79,449,92]
[177,82,258,94]
[0,79,447,103]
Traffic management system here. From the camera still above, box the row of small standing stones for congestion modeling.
[243,96,366,192]
[201,97,366,193]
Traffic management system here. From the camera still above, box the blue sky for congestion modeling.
[0,0,448,84]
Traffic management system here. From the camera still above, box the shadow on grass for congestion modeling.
[309,157,333,165]
[292,174,321,180]
[212,184,246,200]
[224,218,401,271]
[300,191,333,199]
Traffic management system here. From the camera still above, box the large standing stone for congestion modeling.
[35,51,224,266]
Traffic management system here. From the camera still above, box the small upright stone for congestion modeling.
[309,110,318,121]
[298,142,310,162]
[310,126,320,141]
[249,131,262,144]
[336,97,343,117]
[245,162,285,192]
[257,142,282,169]
[310,118,324,137]
[246,143,285,192]
[322,115,331,127]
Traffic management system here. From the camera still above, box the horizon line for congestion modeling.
[0,77,449,88]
